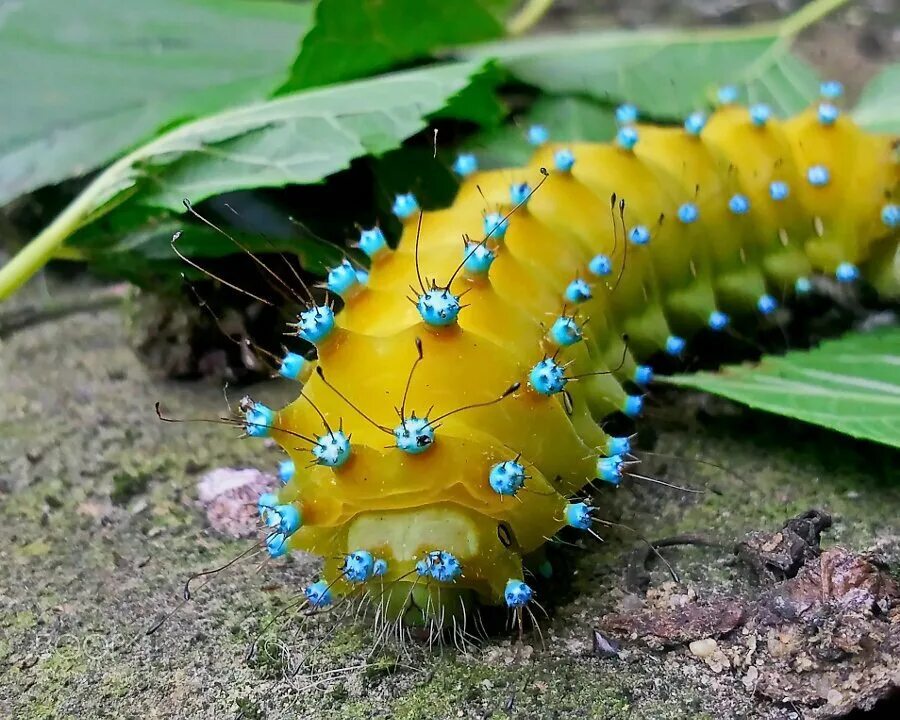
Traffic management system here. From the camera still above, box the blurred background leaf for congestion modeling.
[853,64,900,133]
[281,0,506,91]
[661,327,900,449]
[0,0,313,205]
[464,22,822,118]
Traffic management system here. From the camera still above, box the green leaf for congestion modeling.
[0,0,313,206]
[281,0,505,92]
[853,64,900,133]
[466,94,616,169]
[660,327,900,449]
[0,61,495,300]
[464,24,823,118]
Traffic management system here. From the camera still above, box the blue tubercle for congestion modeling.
[677,203,699,224]
[278,351,306,381]
[633,365,654,386]
[818,103,839,126]
[304,580,333,608]
[749,103,771,127]
[296,305,335,344]
[510,182,531,206]
[358,227,387,259]
[684,111,706,135]
[757,294,778,315]
[565,502,593,530]
[417,287,461,327]
[272,504,301,536]
[666,335,686,356]
[373,559,389,577]
[462,241,495,275]
[504,579,533,608]
[527,124,549,146]
[795,277,812,295]
[717,85,738,104]
[708,310,730,331]
[728,194,750,215]
[266,532,289,558]
[882,204,899,228]
[355,269,369,285]
[835,262,859,283]
[392,192,419,220]
[529,358,567,396]
[489,460,527,496]
[394,416,435,454]
[312,430,351,467]
[278,459,295,484]
[258,492,278,517]
[629,225,650,245]
[807,165,830,187]
[343,550,375,583]
[769,181,789,201]
[244,402,275,438]
[606,436,631,456]
[820,80,843,99]
[428,551,462,582]
[453,153,478,177]
[616,126,639,151]
[588,254,612,277]
[554,148,575,172]
[549,316,582,347]
[565,278,593,303]
[622,395,643,418]
[615,103,638,125]
[326,259,360,296]
[484,211,510,239]
[597,455,623,485]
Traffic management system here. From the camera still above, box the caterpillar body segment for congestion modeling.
[248,92,898,632]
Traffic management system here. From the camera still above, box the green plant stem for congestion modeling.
[776,0,851,38]
[507,0,555,36]
[0,191,99,301]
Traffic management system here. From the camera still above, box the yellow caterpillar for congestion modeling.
[237,83,897,631]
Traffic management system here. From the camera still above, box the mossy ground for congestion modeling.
[1,291,897,720]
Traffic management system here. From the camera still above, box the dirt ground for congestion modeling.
[1,286,898,720]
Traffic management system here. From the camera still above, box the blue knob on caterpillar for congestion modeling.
[616,126,639,151]
[266,532,289,558]
[820,80,843,99]
[393,416,435,454]
[428,551,462,582]
[510,182,531,206]
[529,358,567,395]
[392,192,419,220]
[326,259,361,297]
[629,225,651,245]
[483,211,509,240]
[453,153,478,177]
[527,124,549,146]
[588,254,612,277]
[296,305,335,344]
[835,262,859,283]
[807,165,830,187]
[565,502,593,530]
[749,103,771,127]
[565,278,593,303]
[373,559,389,577]
[554,148,575,172]
[278,459,295,484]
[708,311,730,332]
[549,316,582,347]
[666,335,686,356]
[818,103,839,126]
[273,504,301,536]
[717,85,738,104]
[616,103,638,125]
[312,430,351,468]
[258,492,278,518]
[757,294,778,315]
[504,579,534,608]
[677,203,699,224]
[795,277,812,295]
[343,550,375,583]
[882,204,899,228]
[607,436,631,456]
[358,227,387,259]
[769,181,789,201]
[622,395,643,418]
[304,580,333,608]
[278,351,306,380]
[684,111,706,135]
[633,365,654,386]
[489,460,527,496]
[417,287,461,327]
[597,455,624,485]
[244,402,275,438]
[462,241,495,275]
[728,194,750,215]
